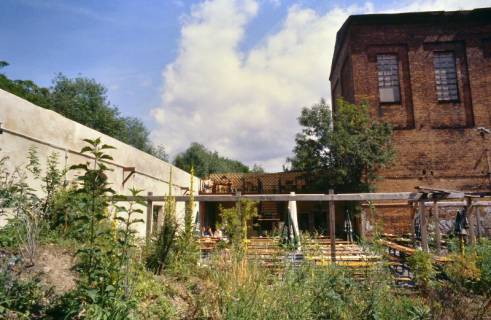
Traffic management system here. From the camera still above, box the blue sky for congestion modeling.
[0,0,397,122]
[2,0,490,170]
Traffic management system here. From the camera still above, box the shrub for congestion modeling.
[219,200,258,251]
[0,255,55,319]
[51,138,143,319]
[145,168,178,275]
[408,250,436,290]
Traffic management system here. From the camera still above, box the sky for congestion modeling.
[1,0,491,171]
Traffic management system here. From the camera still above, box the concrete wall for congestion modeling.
[0,89,200,237]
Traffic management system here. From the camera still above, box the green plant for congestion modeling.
[219,199,258,251]
[3,148,44,266]
[0,258,54,319]
[52,138,139,319]
[112,188,145,299]
[41,151,64,217]
[133,266,175,319]
[146,168,178,275]
[408,250,436,290]
[172,167,200,273]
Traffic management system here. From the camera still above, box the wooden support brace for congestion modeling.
[329,189,336,263]
[122,166,136,187]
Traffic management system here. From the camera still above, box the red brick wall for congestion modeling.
[330,14,491,234]
[331,18,491,194]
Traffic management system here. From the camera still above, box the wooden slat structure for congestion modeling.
[115,188,490,262]
[121,191,468,203]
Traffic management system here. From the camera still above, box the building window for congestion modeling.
[433,52,459,101]
[377,54,400,103]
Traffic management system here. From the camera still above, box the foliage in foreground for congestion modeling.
[219,200,258,250]
[2,140,491,319]
[192,253,429,320]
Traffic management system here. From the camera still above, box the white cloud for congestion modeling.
[151,0,491,172]
[386,0,490,12]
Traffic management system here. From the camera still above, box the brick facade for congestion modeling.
[330,9,491,234]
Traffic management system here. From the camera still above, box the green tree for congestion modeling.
[251,164,265,173]
[174,143,249,178]
[0,65,168,160]
[0,61,52,109]
[288,98,394,193]
[49,74,126,139]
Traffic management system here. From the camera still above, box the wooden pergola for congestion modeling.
[121,188,490,262]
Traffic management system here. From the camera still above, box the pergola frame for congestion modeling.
[117,189,490,262]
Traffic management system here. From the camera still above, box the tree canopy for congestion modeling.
[0,63,168,161]
[0,61,51,109]
[288,99,394,193]
[174,143,250,178]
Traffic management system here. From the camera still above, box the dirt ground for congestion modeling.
[28,244,76,294]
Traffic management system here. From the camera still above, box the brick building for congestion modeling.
[330,8,491,234]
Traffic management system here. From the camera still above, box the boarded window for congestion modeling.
[377,54,400,103]
[433,52,459,101]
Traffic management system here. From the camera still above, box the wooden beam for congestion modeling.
[423,201,491,207]
[146,191,153,239]
[433,201,441,255]
[329,189,336,263]
[117,191,471,203]
[420,201,429,252]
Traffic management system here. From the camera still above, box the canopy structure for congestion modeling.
[116,187,491,262]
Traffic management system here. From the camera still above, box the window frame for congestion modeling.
[376,53,402,104]
[433,51,460,103]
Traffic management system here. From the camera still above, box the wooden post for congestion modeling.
[466,197,476,246]
[146,191,153,239]
[360,208,366,241]
[156,206,164,233]
[410,203,416,247]
[329,189,336,263]
[420,201,429,252]
[289,192,300,246]
[476,206,482,240]
[308,212,314,234]
[236,191,244,243]
[433,201,441,255]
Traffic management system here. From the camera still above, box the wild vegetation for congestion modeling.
[1,139,491,319]
[1,95,491,319]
